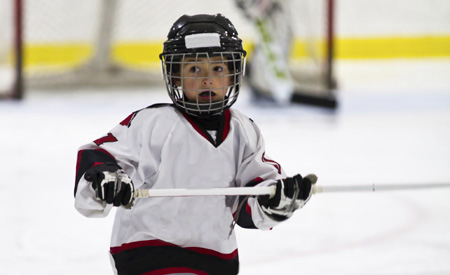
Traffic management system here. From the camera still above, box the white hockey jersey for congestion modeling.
[74,104,287,274]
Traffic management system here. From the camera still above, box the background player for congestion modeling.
[235,0,295,104]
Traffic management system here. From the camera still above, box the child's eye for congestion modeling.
[189,66,199,73]
[213,66,224,73]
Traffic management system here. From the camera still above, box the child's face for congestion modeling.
[178,56,232,103]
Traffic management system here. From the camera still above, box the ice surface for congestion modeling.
[0,59,449,274]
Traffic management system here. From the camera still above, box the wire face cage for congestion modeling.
[160,51,246,116]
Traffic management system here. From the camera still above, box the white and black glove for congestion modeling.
[258,174,316,221]
[84,163,134,207]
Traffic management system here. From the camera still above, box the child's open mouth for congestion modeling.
[198,91,217,100]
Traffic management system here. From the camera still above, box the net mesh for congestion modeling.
[0,0,334,98]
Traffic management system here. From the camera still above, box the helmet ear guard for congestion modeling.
[160,14,247,117]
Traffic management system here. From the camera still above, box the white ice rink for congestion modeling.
[1,59,450,274]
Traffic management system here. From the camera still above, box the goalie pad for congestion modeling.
[239,0,295,104]
[235,0,279,20]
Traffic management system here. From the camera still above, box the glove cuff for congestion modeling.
[92,162,121,172]
[259,204,292,222]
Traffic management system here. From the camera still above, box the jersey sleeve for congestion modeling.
[233,113,287,230]
[74,107,172,217]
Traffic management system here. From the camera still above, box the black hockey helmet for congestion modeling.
[160,14,247,117]
[162,14,245,54]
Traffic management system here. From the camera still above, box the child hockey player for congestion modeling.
[74,14,315,275]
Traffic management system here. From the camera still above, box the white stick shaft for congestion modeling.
[133,182,450,198]
[313,182,450,194]
[134,186,276,198]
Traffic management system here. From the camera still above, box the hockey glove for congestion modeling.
[84,163,134,207]
[258,174,315,221]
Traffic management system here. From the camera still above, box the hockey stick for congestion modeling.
[133,175,450,198]
[312,182,450,194]
[133,174,317,198]
[133,186,276,198]
[133,183,450,198]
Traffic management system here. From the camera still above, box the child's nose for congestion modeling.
[202,77,213,86]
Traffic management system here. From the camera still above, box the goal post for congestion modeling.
[0,0,23,100]
[0,0,337,107]
[289,0,337,108]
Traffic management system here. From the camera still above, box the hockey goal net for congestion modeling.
[0,0,336,107]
